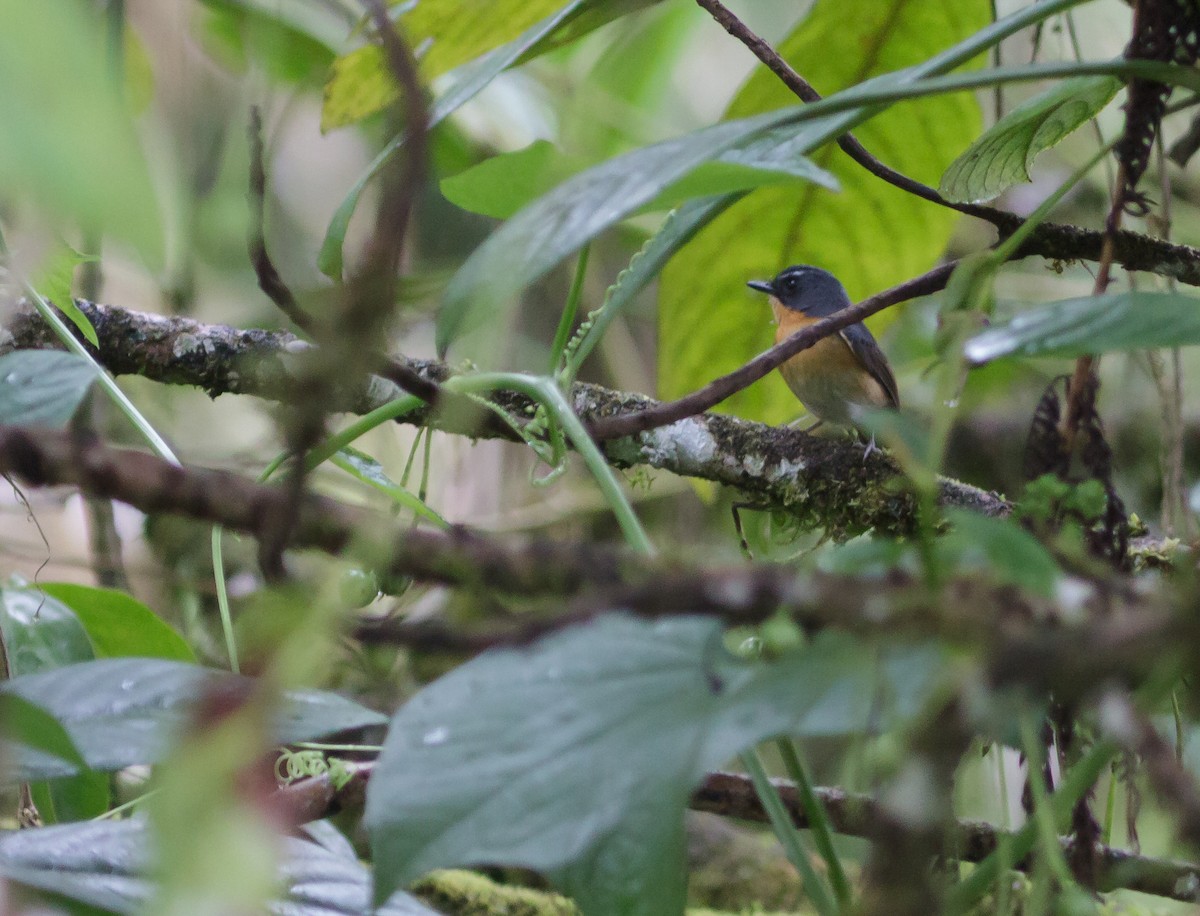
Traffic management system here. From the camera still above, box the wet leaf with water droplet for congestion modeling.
[367,614,945,914]
[0,350,99,428]
[0,658,386,783]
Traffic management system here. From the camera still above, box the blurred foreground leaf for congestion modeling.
[0,819,439,915]
[0,0,160,259]
[367,614,944,914]
[441,134,836,219]
[964,291,1200,364]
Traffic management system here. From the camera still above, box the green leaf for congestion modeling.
[0,0,160,260]
[435,112,788,356]
[0,695,85,770]
[940,75,1121,204]
[941,509,1059,596]
[29,768,110,824]
[367,614,944,913]
[0,586,108,823]
[566,194,738,374]
[331,447,449,528]
[0,658,388,783]
[0,586,96,677]
[203,0,353,55]
[318,0,591,278]
[441,141,587,219]
[562,2,698,157]
[0,351,99,428]
[321,0,660,130]
[200,0,338,86]
[963,291,1200,365]
[31,244,99,347]
[658,0,989,426]
[441,134,835,220]
[37,584,195,663]
[0,819,439,915]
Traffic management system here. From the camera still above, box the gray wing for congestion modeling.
[839,322,900,409]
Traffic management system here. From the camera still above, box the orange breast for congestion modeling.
[772,301,890,425]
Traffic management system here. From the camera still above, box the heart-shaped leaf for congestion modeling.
[367,614,945,914]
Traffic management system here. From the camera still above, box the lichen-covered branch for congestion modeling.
[0,300,1008,536]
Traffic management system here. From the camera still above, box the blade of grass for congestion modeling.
[742,749,838,916]
[775,738,851,905]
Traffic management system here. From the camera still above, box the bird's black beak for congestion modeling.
[746,279,773,294]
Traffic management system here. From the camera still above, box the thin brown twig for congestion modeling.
[247,106,312,337]
[691,1,1044,240]
[258,2,430,577]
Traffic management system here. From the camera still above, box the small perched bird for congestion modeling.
[747,265,899,447]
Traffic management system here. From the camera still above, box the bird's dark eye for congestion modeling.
[781,276,799,294]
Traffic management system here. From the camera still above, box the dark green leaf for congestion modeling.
[0,659,387,783]
[442,133,836,220]
[0,694,85,769]
[0,351,99,428]
[37,584,195,663]
[940,76,1121,204]
[0,819,439,915]
[0,586,95,677]
[29,768,110,825]
[963,292,1200,365]
[367,614,944,914]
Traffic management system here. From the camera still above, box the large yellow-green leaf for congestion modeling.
[659,0,989,426]
[322,0,658,131]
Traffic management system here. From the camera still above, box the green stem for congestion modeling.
[552,245,589,377]
[1018,716,1075,887]
[991,139,1117,264]
[947,737,1116,912]
[447,373,653,555]
[775,738,852,905]
[742,750,839,916]
[1101,763,1116,847]
[24,286,179,465]
[210,526,239,674]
